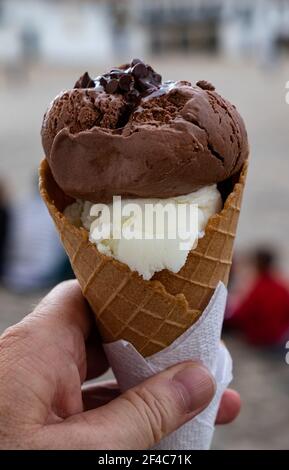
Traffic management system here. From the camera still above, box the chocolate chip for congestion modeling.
[99,76,107,87]
[132,63,148,79]
[131,58,143,66]
[196,80,215,91]
[74,78,82,88]
[74,72,95,89]
[85,59,162,103]
[119,74,133,91]
[110,70,125,79]
[105,79,119,94]
[152,73,162,84]
[137,78,152,92]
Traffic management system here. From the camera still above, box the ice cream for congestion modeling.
[41,59,248,204]
[41,59,248,280]
[39,61,249,450]
[40,58,249,356]
[65,184,222,280]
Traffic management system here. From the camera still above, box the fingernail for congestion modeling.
[172,364,216,413]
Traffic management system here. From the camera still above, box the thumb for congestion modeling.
[104,361,216,449]
[42,361,215,449]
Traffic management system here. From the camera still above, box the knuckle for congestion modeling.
[52,280,81,302]
[124,386,171,445]
[0,322,39,378]
[0,323,31,350]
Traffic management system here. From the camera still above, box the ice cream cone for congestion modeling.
[39,159,248,357]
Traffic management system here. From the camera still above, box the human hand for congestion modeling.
[0,280,240,449]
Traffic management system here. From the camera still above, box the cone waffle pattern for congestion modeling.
[40,159,247,357]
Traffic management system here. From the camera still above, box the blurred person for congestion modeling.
[13,23,41,83]
[225,247,289,347]
[226,251,256,303]
[20,23,40,64]
[0,179,10,279]
[2,176,73,293]
[108,1,129,55]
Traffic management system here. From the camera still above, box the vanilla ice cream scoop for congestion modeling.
[65,185,222,280]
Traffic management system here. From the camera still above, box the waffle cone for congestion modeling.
[39,159,248,357]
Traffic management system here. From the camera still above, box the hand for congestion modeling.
[0,281,241,449]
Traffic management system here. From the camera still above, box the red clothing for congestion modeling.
[227,273,289,346]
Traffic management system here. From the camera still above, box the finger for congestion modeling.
[29,280,92,340]
[15,280,95,382]
[21,281,108,382]
[82,380,120,410]
[215,389,241,425]
[38,361,216,449]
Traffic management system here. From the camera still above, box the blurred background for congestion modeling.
[1,0,289,450]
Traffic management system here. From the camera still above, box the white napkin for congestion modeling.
[104,282,232,450]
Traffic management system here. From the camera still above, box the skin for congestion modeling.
[0,280,241,449]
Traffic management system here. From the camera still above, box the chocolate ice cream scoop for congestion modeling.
[41,59,249,203]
